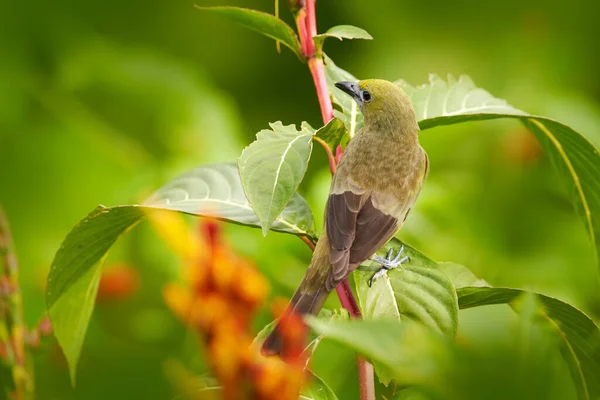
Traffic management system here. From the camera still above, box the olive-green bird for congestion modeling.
[262,79,428,355]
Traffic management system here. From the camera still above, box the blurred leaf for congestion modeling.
[254,308,350,349]
[175,371,338,400]
[47,163,316,383]
[47,205,144,385]
[195,6,302,59]
[313,117,348,152]
[314,25,372,53]
[253,319,277,348]
[439,262,490,289]
[323,56,364,137]
[302,371,339,400]
[393,387,432,400]
[355,239,458,384]
[458,286,600,400]
[308,317,450,386]
[396,74,600,270]
[239,122,314,236]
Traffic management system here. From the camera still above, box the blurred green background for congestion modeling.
[1,0,600,398]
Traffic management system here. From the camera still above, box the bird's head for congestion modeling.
[334,79,418,131]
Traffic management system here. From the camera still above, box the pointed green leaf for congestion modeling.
[47,163,316,383]
[458,286,600,400]
[47,205,145,385]
[196,6,302,59]
[316,25,373,41]
[314,25,372,53]
[397,74,600,268]
[355,239,458,384]
[238,122,314,236]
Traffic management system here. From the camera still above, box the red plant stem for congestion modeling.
[308,57,333,124]
[335,280,360,318]
[295,1,375,399]
[358,359,376,400]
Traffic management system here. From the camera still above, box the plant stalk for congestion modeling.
[295,1,375,399]
[0,206,32,399]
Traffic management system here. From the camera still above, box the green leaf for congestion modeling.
[308,317,450,386]
[313,117,348,152]
[238,122,314,236]
[47,205,144,385]
[148,162,315,237]
[47,163,316,383]
[356,239,458,337]
[355,239,458,384]
[195,6,302,59]
[302,371,339,400]
[314,25,372,53]
[397,74,600,269]
[316,25,373,41]
[323,56,364,137]
[458,286,600,400]
[439,262,490,289]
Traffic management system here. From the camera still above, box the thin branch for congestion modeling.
[313,137,336,174]
[0,206,33,399]
[299,235,316,251]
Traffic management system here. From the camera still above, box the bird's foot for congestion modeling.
[368,246,409,287]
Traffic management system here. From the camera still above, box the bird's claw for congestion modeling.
[367,245,410,287]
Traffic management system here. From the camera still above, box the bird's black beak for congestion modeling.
[334,81,360,101]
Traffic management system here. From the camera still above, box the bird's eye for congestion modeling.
[362,90,372,102]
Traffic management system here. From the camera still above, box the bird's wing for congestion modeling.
[325,151,429,291]
[325,189,399,291]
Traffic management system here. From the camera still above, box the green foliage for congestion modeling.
[47,206,144,385]
[354,239,458,385]
[457,286,600,399]
[196,6,303,59]
[397,75,600,269]
[146,163,315,237]
[314,25,372,54]
[315,25,373,42]
[32,0,600,398]
[47,163,316,380]
[239,122,314,236]
[356,239,458,338]
[308,317,450,386]
[312,117,349,152]
[301,372,340,400]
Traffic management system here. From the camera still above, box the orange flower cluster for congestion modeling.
[162,218,309,400]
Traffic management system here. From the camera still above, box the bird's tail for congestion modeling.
[261,267,331,356]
